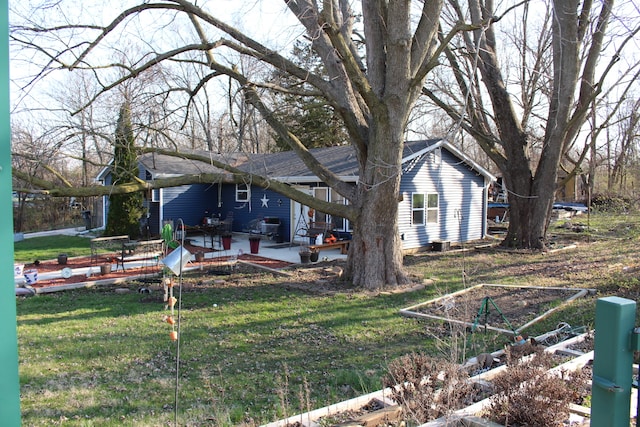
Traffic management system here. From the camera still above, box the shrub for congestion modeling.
[383,352,472,423]
[484,347,589,426]
[589,193,636,213]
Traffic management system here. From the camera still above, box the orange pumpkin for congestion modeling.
[169,331,178,341]
[325,235,337,243]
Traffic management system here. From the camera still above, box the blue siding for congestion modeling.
[216,186,292,241]
[162,184,217,227]
[399,149,487,249]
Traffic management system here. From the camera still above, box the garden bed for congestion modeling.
[263,330,597,427]
[400,284,593,334]
[16,243,293,293]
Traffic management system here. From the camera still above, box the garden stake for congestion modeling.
[160,218,191,427]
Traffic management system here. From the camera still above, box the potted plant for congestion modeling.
[299,247,312,264]
[98,257,114,275]
[249,234,261,254]
[100,263,112,275]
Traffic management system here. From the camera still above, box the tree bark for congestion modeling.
[431,0,617,250]
[345,120,410,288]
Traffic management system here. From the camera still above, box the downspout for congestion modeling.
[158,188,164,232]
[0,0,23,422]
[483,179,489,239]
[101,190,107,230]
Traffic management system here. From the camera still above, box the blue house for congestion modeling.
[97,139,495,250]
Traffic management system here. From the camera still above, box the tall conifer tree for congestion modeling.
[105,103,143,238]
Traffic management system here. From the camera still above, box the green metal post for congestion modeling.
[0,0,21,424]
[591,296,636,427]
[0,0,22,424]
[0,0,21,421]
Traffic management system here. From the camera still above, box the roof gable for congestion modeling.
[245,138,495,183]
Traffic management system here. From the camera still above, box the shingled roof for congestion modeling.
[109,138,494,184]
[138,150,250,179]
[239,138,442,182]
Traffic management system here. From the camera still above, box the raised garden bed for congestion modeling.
[400,284,593,335]
[262,330,597,427]
[16,246,293,294]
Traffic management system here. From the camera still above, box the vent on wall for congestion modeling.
[427,147,442,164]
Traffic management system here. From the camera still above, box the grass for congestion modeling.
[14,235,92,264]
[15,211,640,426]
[18,281,433,426]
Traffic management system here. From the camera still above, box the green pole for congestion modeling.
[591,296,636,427]
[0,0,22,424]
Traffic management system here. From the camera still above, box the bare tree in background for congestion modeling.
[608,97,640,193]
[426,0,640,248]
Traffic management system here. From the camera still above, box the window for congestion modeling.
[412,193,438,225]
[308,186,352,232]
[412,193,425,225]
[427,193,439,223]
[330,191,352,231]
[151,189,160,202]
[312,187,329,223]
[235,183,250,202]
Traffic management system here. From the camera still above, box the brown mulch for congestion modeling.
[20,242,293,290]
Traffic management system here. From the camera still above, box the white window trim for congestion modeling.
[411,193,425,226]
[426,193,439,224]
[235,183,250,202]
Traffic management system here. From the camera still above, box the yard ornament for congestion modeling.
[159,218,189,425]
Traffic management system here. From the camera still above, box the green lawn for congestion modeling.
[17,278,437,426]
[14,235,92,264]
[15,212,640,426]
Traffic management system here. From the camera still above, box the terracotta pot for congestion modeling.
[100,264,112,275]
[222,236,232,250]
[249,237,260,254]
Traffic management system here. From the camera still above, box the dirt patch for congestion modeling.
[407,285,587,333]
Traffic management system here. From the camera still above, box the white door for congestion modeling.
[291,187,314,244]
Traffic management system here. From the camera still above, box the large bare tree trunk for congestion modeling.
[348,185,407,287]
[429,0,617,250]
[345,122,409,288]
[502,168,557,250]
